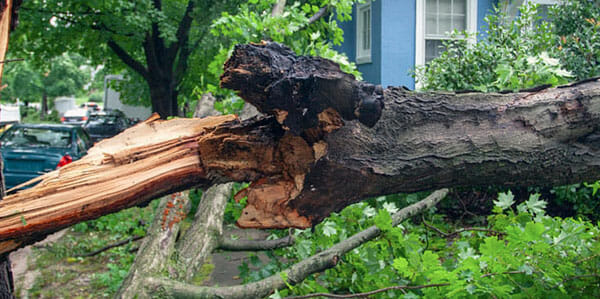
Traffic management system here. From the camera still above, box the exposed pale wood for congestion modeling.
[0,0,11,88]
[0,113,294,254]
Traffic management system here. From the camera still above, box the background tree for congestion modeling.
[10,0,360,118]
[1,53,89,119]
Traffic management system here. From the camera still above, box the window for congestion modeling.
[416,0,477,66]
[356,2,372,64]
[526,0,560,21]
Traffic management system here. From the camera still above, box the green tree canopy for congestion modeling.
[1,53,89,103]
[11,0,360,118]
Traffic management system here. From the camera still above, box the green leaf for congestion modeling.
[321,221,337,237]
[584,181,600,196]
[524,222,545,241]
[524,193,547,215]
[494,191,515,211]
[480,236,505,257]
[374,209,393,232]
[392,257,410,276]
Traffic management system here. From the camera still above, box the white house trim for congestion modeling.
[356,2,372,64]
[415,0,478,89]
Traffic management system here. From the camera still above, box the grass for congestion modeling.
[22,203,156,298]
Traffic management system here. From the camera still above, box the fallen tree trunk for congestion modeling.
[0,42,599,255]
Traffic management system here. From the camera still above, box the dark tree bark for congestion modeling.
[221,42,600,228]
[104,0,213,118]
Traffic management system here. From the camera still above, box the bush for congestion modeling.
[552,0,600,80]
[414,3,573,92]
[88,91,103,103]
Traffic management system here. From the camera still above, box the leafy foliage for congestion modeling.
[1,53,89,103]
[414,3,573,92]
[235,192,600,298]
[552,0,600,80]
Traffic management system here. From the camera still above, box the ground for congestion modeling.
[10,227,270,298]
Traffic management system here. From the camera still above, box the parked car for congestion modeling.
[83,110,130,142]
[0,123,92,190]
[80,102,101,112]
[61,108,89,126]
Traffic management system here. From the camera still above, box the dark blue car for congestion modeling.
[0,123,92,190]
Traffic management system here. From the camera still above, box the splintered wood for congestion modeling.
[0,113,322,254]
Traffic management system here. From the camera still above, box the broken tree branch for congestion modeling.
[75,235,143,258]
[144,189,449,298]
[1,42,600,255]
[117,191,191,298]
[221,42,600,229]
[218,235,294,251]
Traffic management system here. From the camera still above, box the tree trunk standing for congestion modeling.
[148,79,178,118]
[40,91,47,120]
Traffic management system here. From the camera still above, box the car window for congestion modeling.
[88,115,119,125]
[76,136,87,153]
[0,127,71,148]
[77,129,92,149]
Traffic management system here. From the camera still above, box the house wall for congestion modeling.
[335,1,382,84]
[380,0,416,89]
[336,0,497,89]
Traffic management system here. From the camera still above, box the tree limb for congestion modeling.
[144,189,449,298]
[218,235,294,251]
[75,235,143,258]
[271,0,286,17]
[175,183,233,282]
[172,0,196,54]
[1,42,600,254]
[422,220,504,238]
[284,283,452,299]
[117,191,191,298]
[107,39,150,81]
[307,6,329,25]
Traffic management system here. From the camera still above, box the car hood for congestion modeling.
[1,147,72,174]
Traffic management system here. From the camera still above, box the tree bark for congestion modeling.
[116,191,191,298]
[40,91,47,120]
[0,42,599,255]
[221,42,600,228]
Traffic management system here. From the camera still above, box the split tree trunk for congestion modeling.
[0,42,598,255]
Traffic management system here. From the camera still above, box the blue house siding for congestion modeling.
[335,1,382,85]
[380,0,416,88]
[478,0,498,37]
[336,0,497,89]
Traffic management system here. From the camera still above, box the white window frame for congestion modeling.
[415,0,478,87]
[526,0,559,5]
[504,0,560,20]
[356,2,372,64]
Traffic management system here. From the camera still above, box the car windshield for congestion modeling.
[1,127,71,148]
[88,115,118,125]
